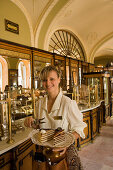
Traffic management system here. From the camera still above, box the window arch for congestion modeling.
[18,60,31,88]
[18,61,26,88]
[49,30,85,61]
[0,56,8,92]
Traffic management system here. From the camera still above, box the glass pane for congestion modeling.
[34,57,52,90]
[103,77,109,105]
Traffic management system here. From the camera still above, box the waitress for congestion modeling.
[24,65,87,170]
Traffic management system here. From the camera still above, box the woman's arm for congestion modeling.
[68,100,87,139]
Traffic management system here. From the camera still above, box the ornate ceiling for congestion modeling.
[7,0,113,65]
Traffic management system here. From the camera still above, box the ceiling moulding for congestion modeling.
[44,0,75,50]
[90,31,113,63]
[35,0,59,47]
[94,48,113,58]
[36,0,72,49]
[11,0,34,46]
[34,0,59,35]
[44,0,80,48]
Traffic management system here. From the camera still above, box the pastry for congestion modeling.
[53,127,65,146]
[37,129,55,143]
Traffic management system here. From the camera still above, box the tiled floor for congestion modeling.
[78,116,113,170]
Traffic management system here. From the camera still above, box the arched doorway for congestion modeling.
[0,56,8,92]
[18,60,31,89]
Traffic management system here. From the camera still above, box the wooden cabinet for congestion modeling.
[80,111,91,145]
[14,139,36,170]
[79,105,102,148]
[90,108,98,140]
[0,151,12,170]
[17,150,34,170]
[0,139,36,170]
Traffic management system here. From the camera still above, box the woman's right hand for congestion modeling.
[24,116,34,127]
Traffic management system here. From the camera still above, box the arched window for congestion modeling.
[0,56,8,92]
[18,60,31,89]
[18,61,26,88]
[49,30,85,61]
[0,62,2,91]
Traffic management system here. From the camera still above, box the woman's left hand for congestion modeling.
[52,147,67,156]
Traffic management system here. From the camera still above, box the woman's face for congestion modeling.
[42,70,60,94]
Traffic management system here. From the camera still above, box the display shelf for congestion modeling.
[73,83,100,108]
[83,72,111,121]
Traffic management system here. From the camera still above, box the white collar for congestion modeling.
[41,88,63,112]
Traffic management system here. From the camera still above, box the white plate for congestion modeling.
[29,129,75,148]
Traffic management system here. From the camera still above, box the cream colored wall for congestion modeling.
[37,0,69,49]
[0,0,31,46]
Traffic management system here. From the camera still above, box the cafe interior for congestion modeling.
[0,0,113,169]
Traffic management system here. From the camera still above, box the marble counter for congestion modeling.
[0,121,33,155]
[79,102,101,113]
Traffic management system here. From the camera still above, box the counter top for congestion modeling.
[79,102,101,112]
[0,102,102,156]
[0,121,33,155]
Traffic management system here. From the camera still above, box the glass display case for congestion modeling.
[103,77,109,106]
[87,77,101,104]
[73,83,100,110]
[83,72,111,119]
[0,86,37,141]
[54,54,66,91]
[33,50,54,90]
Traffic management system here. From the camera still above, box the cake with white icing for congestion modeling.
[37,129,55,143]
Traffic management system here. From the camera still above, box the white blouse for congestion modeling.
[36,90,87,139]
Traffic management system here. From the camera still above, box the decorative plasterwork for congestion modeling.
[35,0,59,47]
[87,32,98,46]
[44,0,74,50]
[34,0,56,33]
[90,31,113,63]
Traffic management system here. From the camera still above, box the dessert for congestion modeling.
[36,127,66,146]
[53,127,65,146]
[37,129,55,143]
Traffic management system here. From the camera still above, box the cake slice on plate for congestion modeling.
[53,127,65,146]
[37,129,55,143]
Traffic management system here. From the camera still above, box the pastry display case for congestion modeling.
[10,87,33,120]
[54,54,66,91]
[73,83,100,110]
[83,72,111,121]
[68,58,78,92]
[0,86,36,141]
